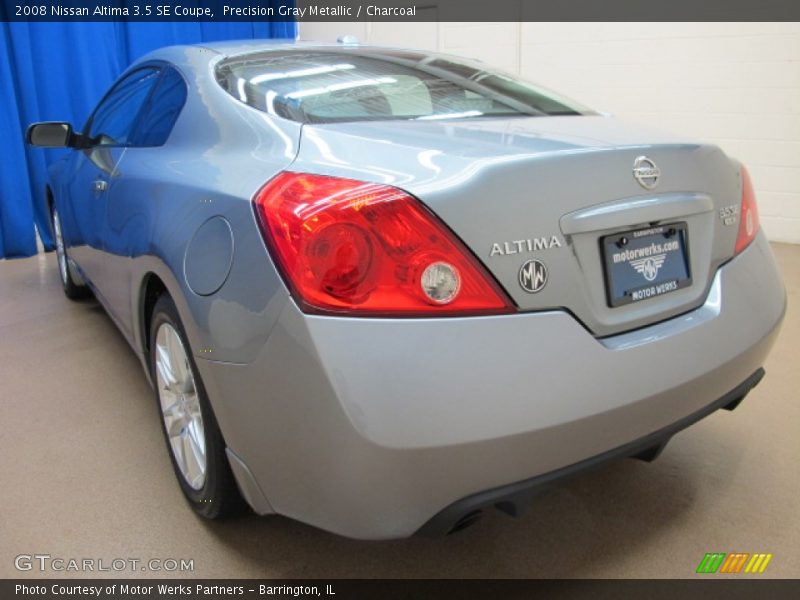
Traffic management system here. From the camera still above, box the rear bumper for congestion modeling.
[417,367,765,536]
[196,232,785,539]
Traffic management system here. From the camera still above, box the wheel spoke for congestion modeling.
[160,395,180,418]
[172,436,188,475]
[166,412,186,438]
[184,429,206,486]
[179,373,196,395]
[155,344,177,386]
[187,416,206,455]
[183,392,201,417]
[167,330,188,384]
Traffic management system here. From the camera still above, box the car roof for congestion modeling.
[196,38,341,55]
[137,39,434,67]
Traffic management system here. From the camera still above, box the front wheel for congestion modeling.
[52,208,89,299]
[149,294,244,518]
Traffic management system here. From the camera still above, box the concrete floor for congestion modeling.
[0,244,797,579]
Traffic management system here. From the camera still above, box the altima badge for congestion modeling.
[519,259,548,293]
[633,156,660,190]
[489,235,562,257]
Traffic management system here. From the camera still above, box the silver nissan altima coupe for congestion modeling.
[28,40,785,539]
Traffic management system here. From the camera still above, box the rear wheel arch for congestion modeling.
[139,272,168,358]
[138,270,207,365]
[45,186,55,238]
[45,185,54,214]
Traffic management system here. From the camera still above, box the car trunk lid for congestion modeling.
[291,115,740,336]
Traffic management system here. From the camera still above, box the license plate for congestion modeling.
[602,223,691,307]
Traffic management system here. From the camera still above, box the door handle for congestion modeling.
[92,179,108,194]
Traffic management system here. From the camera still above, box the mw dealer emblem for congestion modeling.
[631,254,667,281]
[519,259,548,293]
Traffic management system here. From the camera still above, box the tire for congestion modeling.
[149,294,244,518]
[52,208,90,300]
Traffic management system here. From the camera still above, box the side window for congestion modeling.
[87,68,160,146]
[132,67,188,147]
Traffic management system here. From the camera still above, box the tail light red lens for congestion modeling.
[253,172,514,316]
[735,166,760,255]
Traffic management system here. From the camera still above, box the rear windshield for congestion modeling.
[215,49,592,124]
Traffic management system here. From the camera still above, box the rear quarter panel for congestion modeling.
[110,48,300,366]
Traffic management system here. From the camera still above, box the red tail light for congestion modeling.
[735,166,760,254]
[253,172,514,316]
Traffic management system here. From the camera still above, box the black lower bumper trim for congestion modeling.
[416,368,765,537]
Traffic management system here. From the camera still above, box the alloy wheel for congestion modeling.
[52,211,68,285]
[154,323,207,490]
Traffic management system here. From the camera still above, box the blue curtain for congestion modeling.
[0,17,296,258]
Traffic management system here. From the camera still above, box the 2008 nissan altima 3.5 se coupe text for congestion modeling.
[27,40,785,539]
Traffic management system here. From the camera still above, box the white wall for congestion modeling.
[299,22,800,244]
